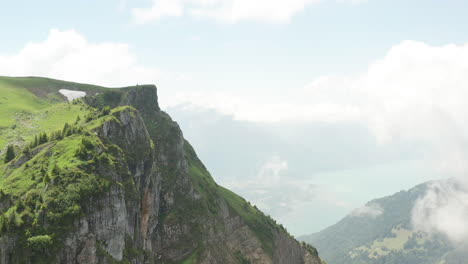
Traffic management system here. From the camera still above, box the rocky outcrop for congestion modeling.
[0,86,322,264]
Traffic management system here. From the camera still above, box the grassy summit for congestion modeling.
[0,76,105,149]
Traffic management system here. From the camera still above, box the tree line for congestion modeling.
[3,117,83,164]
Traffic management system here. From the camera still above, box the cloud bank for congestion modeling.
[165,41,468,148]
[412,180,468,244]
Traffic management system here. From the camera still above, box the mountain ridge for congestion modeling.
[0,76,321,264]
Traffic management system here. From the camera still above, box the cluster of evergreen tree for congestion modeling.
[3,115,89,164]
[29,122,83,149]
[3,145,15,164]
[30,133,50,148]
[85,105,111,121]
[100,106,111,116]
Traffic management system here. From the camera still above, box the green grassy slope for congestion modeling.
[301,182,462,264]
[0,104,135,263]
[0,76,107,150]
[185,141,293,257]
[0,77,141,262]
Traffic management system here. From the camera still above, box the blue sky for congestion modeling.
[4,0,468,75]
[2,0,468,236]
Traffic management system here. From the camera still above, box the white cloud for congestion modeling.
[351,202,383,218]
[0,29,172,88]
[169,41,468,151]
[169,41,468,133]
[166,41,468,138]
[131,0,371,24]
[132,0,327,24]
[163,90,363,123]
[256,155,288,185]
[412,180,468,243]
[133,0,184,23]
[296,41,468,149]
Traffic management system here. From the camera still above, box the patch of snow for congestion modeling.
[59,89,86,101]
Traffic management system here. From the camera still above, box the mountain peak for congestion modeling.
[124,84,160,113]
[0,77,320,264]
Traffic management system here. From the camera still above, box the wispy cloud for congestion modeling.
[223,155,311,214]
[131,0,367,24]
[222,154,351,226]
[351,202,383,218]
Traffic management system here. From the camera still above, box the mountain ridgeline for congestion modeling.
[301,181,468,264]
[0,77,321,264]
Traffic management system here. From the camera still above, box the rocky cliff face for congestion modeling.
[0,84,321,264]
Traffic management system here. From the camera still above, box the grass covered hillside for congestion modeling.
[301,181,467,264]
[0,76,321,264]
[0,76,108,149]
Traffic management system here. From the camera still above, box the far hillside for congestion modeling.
[301,180,468,264]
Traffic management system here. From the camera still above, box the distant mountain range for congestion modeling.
[301,180,468,264]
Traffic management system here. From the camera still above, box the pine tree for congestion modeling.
[62,123,70,137]
[4,145,15,163]
[50,130,61,141]
[100,106,111,116]
[39,133,48,144]
[33,135,39,148]
[54,130,63,141]
[22,145,31,157]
